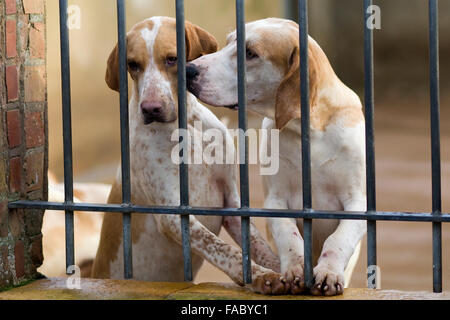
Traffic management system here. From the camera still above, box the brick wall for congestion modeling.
[0,0,47,289]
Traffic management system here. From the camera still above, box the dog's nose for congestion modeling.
[186,64,199,81]
[141,101,163,124]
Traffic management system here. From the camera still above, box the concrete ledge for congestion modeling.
[0,278,449,300]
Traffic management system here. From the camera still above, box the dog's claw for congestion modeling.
[251,272,291,295]
[311,266,345,296]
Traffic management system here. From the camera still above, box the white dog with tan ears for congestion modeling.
[187,18,366,296]
[91,17,292,295]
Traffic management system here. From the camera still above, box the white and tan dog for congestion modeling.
[186,18,367,296]
[91,17,288,295]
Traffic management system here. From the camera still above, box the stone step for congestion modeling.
[0,278,448,300]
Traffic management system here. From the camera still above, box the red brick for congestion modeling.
[29,23,45,59]
[0,201,8,238]
[25,112,44,148]
[14,241,25,278]
[24,66,46,102]
[6,65,18,102]
[23,0,44,14]
[6,109,21,148]
[25,152,44,192]
[6,20,17,58]
[5,0,16,14]
[9,157,22,193]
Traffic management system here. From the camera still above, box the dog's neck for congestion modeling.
[249,77,362,137]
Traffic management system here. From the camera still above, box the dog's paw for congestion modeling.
[284,265,306,295]
[250,272,291,295]
[310,265,344,296]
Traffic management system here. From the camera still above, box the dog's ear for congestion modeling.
[185,21,218,61]
[105,43,120,92]
[275,40,319,131]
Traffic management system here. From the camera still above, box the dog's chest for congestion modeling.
[128,126,224,232]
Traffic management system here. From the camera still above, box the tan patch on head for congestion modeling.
[250,19,361,131]
[105,20,154,92]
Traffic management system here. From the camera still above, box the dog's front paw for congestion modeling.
[310,265,344,296]
[250,272,291,295]
[284,265,306,295]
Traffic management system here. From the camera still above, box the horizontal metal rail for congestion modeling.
[9,200,450,223]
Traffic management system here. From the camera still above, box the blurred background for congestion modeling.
[45,0,450,291]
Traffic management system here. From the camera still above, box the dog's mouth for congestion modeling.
[224,104,238,110]
[143,118,153,125]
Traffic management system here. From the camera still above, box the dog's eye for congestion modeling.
[128,61,141,72]
[246,48,258,60]
[166,56,178,67]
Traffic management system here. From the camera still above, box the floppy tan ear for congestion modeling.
[275,41,319,130]
[105,43,119,92]
[185,21,218,61]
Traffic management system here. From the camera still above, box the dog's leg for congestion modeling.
[264,197,306,294]
[222,185,281,273]
[311,199,367,296]
[222,216,281,273]
[156,214,290,295]
[268,217,306,294]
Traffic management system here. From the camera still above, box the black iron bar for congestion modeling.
[299,0,313,289]
[117,0,133,279]
[58,0,74,275]
[236,0,252,285]
[364,0,377,289]
[176,0,192,282]
[428,0,442,293]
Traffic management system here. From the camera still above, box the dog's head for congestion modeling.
[106,16,217,125]
[186,18,334,130]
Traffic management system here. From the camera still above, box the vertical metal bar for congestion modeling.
[299,0,313,289]
[58,0,75,274]
[364,0,377,288]
[176,0,192,282]
[236,0,252,284]
[284,0,299,23]
[117,0,133,279]
[428,0,442,293]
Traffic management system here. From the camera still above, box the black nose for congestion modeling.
[141,101,163,125]
[186,64,199,81]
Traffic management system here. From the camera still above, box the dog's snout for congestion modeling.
[186,63,201,97]
[141,101,163,124]
[186,64,199,81]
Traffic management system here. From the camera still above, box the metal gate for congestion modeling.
[8,0,447,293]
